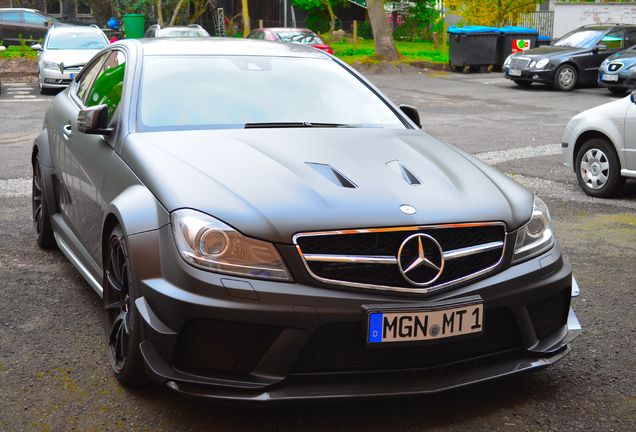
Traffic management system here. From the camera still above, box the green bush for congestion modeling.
[357,21,373,39]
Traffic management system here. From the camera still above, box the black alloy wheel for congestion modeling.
[32,155,56,248]
[103,226,147,386]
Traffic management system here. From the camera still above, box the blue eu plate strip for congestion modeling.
[368,313,383,343]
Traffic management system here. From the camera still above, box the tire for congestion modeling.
[575,138,624,198]
[553,64,577,91]
[103,226,148,386]
[608,86,629,96]
[513,80,532,88]
[32,154,56,249]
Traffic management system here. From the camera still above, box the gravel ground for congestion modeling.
[0,70,634,431]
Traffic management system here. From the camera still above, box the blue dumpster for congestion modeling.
[448,26,500,69]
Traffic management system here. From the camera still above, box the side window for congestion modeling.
[24,12,47,26]
[76,54,107,104]
[601,31,624,50]
[85,50,126,121]
[0,12,23,23]
[626,30,636,48]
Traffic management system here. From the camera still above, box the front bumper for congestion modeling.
[503,66,554,84]
[598,71,636,89]
[128,225,581,404]
[39,68,79,89]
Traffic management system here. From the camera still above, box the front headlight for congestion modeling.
[535,58,550,69]
[42,60,59,71]
[512,196,555,264]
[171,209,292,281]
[504,55,513,67]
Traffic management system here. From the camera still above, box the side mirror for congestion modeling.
[596,43,607,52]
[31,43,42,51]
[399,104,421,128]
[77,105,113,135]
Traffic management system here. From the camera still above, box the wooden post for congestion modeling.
[433,32,438,51]
[259,19,263,29]
[442,21,447,55]
[353,20,357,45]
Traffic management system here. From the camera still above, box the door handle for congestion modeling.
[62,123,72,138]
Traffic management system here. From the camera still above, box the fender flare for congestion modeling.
[103,185,169,239]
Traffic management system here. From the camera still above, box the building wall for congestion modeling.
[554,2,636,37]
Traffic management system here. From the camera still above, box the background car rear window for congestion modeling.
[0,11,22,23]
[138,56,405,130]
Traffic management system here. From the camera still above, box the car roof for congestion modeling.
[0,8,40,13]
[49,24,103,34]
[131,38,327,58]
[581,24,636,30]
[260,27,314,33]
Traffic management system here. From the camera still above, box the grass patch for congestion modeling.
[331,40,448,65]
[0,45,38,59]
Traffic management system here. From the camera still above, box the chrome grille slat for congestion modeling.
[510,57,530,69]
[294,223,507,295]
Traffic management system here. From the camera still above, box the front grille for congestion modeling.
[293,308,522,373]
[295,223,507,294]
[173,319,281,375]
[510,57,531,68]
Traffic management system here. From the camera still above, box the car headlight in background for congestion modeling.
[512,196,555,264]
[42,60,59,71]
[504,55,513,67]
[171,209,292,281]
[534,58,550,69]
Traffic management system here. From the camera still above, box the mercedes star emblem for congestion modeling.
[397,233,445,286]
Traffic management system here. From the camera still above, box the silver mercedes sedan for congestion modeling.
[32,38,581,404]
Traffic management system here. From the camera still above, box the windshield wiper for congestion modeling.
[244,122,359,129]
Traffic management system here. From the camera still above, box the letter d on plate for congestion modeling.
[368,313,383,343]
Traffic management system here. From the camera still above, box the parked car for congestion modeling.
[144,24,209,38]
[598,45,636,95]
[32,38,580,403]
[0,8,58,46]
[562,93,636,197]
[32,24,108,94]
[247,27,334,54]
[503,24,636,91]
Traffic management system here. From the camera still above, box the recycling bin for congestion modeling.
[497,26,539,66]
[448,26,500,69]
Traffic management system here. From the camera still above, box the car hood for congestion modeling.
[122,128,533,244]
[518,45,585,58]
[605,49,636,66]
[40,49,101,66]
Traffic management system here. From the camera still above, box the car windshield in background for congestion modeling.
[139,56,405,131]
[276,31,325,45]
[553,29,605,49]
[47,32,108,50]
[158,29,208,37]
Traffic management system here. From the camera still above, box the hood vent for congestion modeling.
[306,162,357,188]
[386,160,421,185]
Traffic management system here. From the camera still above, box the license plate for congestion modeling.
[508,68,522,77]
[367,302,483,345]
[602,73,618,82]
[70,73,75,79]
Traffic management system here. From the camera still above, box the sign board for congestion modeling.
[512,39,531,53]
[347,0,367,7]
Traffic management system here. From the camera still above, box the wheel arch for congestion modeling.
[573,131,621,172]
[32,129,52,167]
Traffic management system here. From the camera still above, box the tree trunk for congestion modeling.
[322,0,336,41]
[366,0,399,61]
[169,0,186,26]
[242,0,250,37]
[156,0,164,26]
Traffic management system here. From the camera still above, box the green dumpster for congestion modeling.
[122,14,145,39]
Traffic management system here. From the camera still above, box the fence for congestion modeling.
[509,11,554,38]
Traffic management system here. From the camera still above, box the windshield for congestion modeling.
[46,31,108,50]
[554,29,605,49]
[276,31,325,45]
[138,56,405,131]
[158,28,209,37]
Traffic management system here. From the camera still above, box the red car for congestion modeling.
[247,27,333,54]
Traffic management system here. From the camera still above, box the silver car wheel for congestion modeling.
[580,148,609,190]
[558,67,575,89]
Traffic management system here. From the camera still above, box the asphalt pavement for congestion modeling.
[0,70,634,432]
